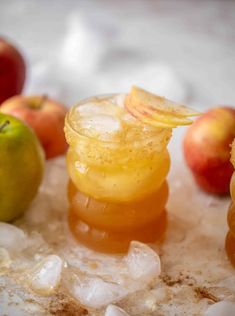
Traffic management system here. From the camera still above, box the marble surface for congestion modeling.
[1,0,235,108]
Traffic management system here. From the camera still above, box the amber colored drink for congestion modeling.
[226,172,235,267]
[64,94,172,252]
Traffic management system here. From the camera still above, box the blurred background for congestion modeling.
[1,0,235,109]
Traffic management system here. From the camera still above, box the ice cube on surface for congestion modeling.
[105,304,130,316]
[0,223,27,252]
[204,301,235,316]
[70,275,128,308]
[125,241,161,281]
[30,255,63,295]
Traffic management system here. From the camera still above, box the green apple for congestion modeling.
[0,113,44,222]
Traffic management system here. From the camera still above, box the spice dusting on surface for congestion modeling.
[48,292,88,316]
[194,287,220,303]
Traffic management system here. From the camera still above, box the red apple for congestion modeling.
[183,106,235,194]
[0,37,26,104]
[0,95,68,159]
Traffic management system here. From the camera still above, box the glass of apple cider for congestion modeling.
[64,93,172,253]
[226,168,235,267]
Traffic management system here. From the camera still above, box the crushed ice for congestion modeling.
[60,240,162,308]
[29,255,63,295]
[124,241,161,282]
[69,274,128,309]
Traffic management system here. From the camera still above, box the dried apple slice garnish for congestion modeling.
[125,98,177,128]
[125,86,200,128]
[125,95,192,127]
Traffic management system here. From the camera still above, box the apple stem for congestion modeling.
[0,120,10,132]
[38,94,48,108]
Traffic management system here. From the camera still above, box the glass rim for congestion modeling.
[65,93,171,146]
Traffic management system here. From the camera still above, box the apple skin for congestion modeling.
[0,95,68,159]
[183,107,235,194]
[0,37,26,104]
[0,113,44,222]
